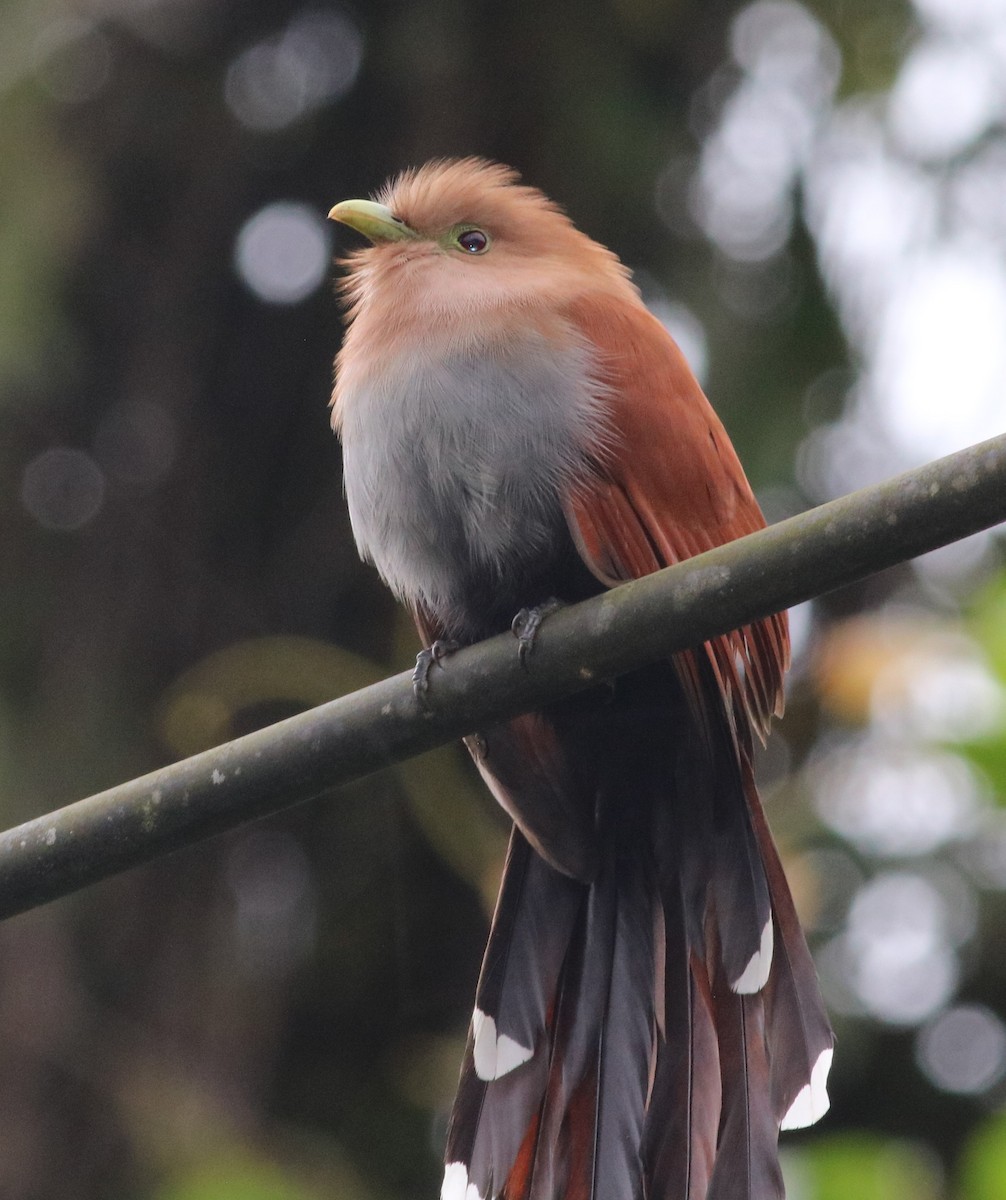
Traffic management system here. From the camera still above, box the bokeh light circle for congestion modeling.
[234,201,330,305]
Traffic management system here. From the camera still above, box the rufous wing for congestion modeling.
[564,294,789,743]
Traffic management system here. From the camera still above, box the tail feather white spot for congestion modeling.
[732,918,774,994]
[472,1007,533,1081]
[441,1162,484,1200]
[780,1046,834,1130]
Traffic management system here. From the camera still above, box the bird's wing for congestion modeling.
[564,293,789,743]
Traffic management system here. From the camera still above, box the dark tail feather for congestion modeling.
[674,652,774,999]
[744,768,834,1128]
[642,873,720,1200]
[526,865,618,1200]
[445,1035,552,1200]
[474,830,583,1082]
[590,854,656,1200]
[443,829,583,1200]
[707,962,785,1200]
[525,844,654,1200]
[695,661,775,999]
[710,772,774,995]
[444,821,658,1200]
[443,769,832,1200]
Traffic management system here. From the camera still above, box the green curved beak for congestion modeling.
[327,199,418,243]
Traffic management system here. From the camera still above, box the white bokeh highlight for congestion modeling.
[234,201,330,305]
[683,0,1006,495]
[689,0,840,264]
[810,737,982,859]
[916,1003,1006,1094]
[225,10,363,132]
[871,245,1006,462]
[912,0,1006,35]
[888,40,1000,161]
[832,872,962,1025]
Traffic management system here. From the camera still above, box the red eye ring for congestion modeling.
[458,229,488,254]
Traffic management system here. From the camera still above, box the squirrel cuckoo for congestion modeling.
[328,159,833,1200]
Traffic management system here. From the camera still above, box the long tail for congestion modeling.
[441,767,832,1199]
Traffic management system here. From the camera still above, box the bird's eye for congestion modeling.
[457,229,489,254]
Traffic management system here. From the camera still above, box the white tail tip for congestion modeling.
[781,1046,834,1130]
[732,918,774,994]
[472,1007,533,1081]
[442,1162,484,1200]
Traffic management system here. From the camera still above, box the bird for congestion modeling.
[328,158,833,1200]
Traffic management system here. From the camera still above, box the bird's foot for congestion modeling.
[512,599,564,666]
[413,639,458,703]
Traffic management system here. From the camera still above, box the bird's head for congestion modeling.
[328,158,633,337]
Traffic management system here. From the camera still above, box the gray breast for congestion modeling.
[339,332,605,616]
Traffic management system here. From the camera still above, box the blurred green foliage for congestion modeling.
[959,1112,1006,1200]
[154,1156,319,1200]
[972,575,1006,687]
[789,1132,942,1200]
[958,578,1006,800]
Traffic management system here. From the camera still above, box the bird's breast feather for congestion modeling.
[337,330,609,615]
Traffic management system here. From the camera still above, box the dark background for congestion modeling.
[2,1,1006,1197]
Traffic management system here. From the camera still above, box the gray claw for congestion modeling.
[413,639,458,702]
[512,599,563,666]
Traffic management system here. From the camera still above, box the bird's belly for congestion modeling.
[339,341,605,637]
